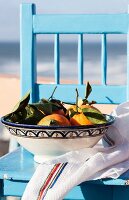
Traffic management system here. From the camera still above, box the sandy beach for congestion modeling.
[0,75,20,155]
[0,74,20,116]
[0,74,117,116]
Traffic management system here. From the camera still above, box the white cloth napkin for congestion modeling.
[22,102,129,200]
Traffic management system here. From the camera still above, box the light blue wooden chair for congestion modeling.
[1,3,129,199]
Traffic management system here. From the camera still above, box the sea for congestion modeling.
[0,41,127,85]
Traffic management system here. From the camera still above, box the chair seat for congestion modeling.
[0,147,129,199]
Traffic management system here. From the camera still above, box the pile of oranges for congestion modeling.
[38,105,95,126]
[37,83,107,126]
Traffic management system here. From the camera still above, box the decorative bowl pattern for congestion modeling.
[1,114,115,163]
[5,126,108,138]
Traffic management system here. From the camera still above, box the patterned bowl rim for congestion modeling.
[1,114,115,130]
[9,129,106,139]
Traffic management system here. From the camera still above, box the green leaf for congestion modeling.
[50,99,67,113]
[89,100,96,105]
[42,103,53,115]
[7,109,27,123]
[34,102,53,115]
[40,98,49,104]
[31,103,46,113]
[31,102,53,115]
[82,107,107,124]
[82,99,89,105]
[24,104,45,124]
[85,82,92,100]
[12,92,30,113]
[75,88,79,112]
[51,104,61,112]
[68,109,77,118]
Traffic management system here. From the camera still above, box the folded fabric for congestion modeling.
[22,102,129,200]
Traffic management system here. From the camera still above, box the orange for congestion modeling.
[38,113,71,126]
[70,113,93,126]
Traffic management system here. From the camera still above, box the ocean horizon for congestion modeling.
[0,41,127,85]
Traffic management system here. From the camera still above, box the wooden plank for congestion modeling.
[4,179,27,197]
[73,183,113,200]
[101,34,107,85]
[0,148,36,181]
[64,186,85,200]
[3,181,85,198]
[54,34,60,84]
[78,34,84,84]
[35,84,126,104]
[33,14,129,34]
[20,3,37,102]
[3,181,129,199]
[113,186,129,200]
[0,180,3,197]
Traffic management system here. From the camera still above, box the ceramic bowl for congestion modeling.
[1,114,115,163]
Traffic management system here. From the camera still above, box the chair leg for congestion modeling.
[9,137,18,152]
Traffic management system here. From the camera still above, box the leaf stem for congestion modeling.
[75,88,79,112]
[48,86,57,100]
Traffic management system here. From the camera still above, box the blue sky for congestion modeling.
[0,0,129,41]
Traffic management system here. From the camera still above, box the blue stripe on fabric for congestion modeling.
[50,162,68,188]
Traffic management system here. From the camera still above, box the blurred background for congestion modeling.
[0,0,129,155]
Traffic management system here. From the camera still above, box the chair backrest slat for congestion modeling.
[33,14,128,34]
[54,34,60,84]
[78,34,84,84]
[36,84,126,104]
[101,34,107,85]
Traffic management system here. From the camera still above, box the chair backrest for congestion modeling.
[20,3,129,104]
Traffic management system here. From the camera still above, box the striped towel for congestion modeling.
[22,101,129,200]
